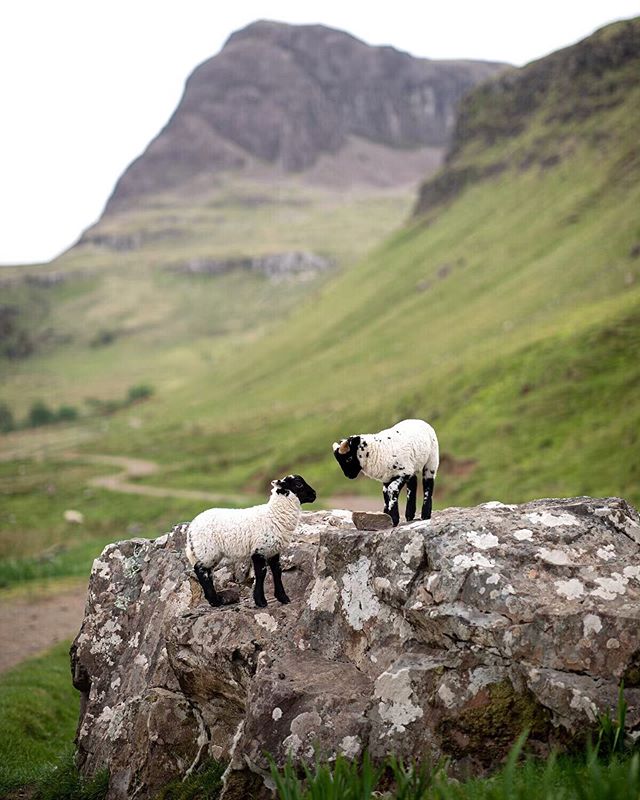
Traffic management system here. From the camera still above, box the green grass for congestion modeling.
[0,640,80,795]
[30,750,109,800]
[270,746,640,800]
[154,760,224,800]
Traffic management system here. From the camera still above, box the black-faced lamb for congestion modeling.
[332,418,439,526]
[185,474,316,607]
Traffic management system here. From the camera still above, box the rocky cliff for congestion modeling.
[104,20,505,212]
[71,496,640,799]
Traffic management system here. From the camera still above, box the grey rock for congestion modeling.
[72,498,640,799]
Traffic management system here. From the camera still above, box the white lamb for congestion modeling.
[332,418,439,525]
[185,474,316,607]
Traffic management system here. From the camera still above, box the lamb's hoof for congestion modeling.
[276,594,291,605]
[254,597,268,608]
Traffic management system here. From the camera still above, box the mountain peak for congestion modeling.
[224,19,365,48]
[103,21,506,214]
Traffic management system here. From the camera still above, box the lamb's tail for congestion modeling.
[174,521,197,566]
[425,429,440,477]
[185,535,197,566]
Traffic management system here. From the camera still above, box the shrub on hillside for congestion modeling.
[56,405,79,422]
[90,329,117,348]
[127,384,154,402]
[85,398,121,416]
[0,402,14,433]
[28,401,55,427]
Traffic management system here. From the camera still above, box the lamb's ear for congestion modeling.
[332,442,340,453]
[271,479,281,488]
[338,440,350,455]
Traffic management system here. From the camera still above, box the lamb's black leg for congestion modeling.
[382,484,390,515]
[422,469,435,520]
[268,554,290,604]
[384,475,408,526]
[194,562,222,607]
[405,474,418,521]
[252,553,268,607]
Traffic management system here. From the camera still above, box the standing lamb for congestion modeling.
[185,474,316,608]
[332,418,439,526]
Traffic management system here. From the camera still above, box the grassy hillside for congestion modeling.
[0,178,416,410]
[80,19,640,505]
[1,19,639,588]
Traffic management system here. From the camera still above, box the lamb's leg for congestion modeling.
[382,484,391,515]
[422,468,436,520]
[194,562,222,607]
[384,475,408,526]
[405,474,418,521]
[252,553,268,608]
[268,554,290,604]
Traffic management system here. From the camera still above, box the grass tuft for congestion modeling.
[154,760,224,800]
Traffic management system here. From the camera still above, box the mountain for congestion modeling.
[103,20,504,213]
[0,21,504,388]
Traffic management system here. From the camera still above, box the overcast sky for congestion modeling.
[1,1,637,265]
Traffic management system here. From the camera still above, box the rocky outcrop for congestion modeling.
[168,251,333,282]
[72,497,640,799]
[104,20,505,212]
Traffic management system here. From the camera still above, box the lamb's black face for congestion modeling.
[275,474,317,504]
[332,436,362,479]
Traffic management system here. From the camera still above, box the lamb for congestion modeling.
[332,418,439,526]
[185,474,316,608]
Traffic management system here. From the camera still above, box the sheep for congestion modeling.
[185,474,316,608]
[332,418,439,526]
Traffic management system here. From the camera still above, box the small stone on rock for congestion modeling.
[218,588,241,606]
[352,511,393,531]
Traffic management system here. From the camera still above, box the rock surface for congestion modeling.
[72,497,640,799]
[104,20,505,211]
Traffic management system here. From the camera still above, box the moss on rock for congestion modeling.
[437,680,551,766]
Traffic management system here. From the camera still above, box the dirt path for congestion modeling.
[75,453,235,503]
[68,452,380,511]
[0,586,87,674]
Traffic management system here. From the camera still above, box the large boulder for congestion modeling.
[71,497,640,799]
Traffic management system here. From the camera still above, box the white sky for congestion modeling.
[1,1,638,265]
